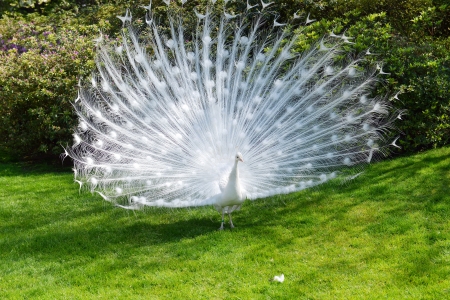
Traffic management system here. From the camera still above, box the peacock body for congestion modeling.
[66,0,401,228]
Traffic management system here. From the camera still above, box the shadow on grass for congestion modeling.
[335,147,450,204]
[2,186,331,264]
[0,161,72,177]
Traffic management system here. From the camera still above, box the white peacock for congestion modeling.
[65,0,402,229]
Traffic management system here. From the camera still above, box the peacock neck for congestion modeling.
[229,160,239,183]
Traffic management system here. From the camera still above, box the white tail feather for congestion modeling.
[68,3,400,209]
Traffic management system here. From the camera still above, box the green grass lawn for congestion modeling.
[1,147,449,299]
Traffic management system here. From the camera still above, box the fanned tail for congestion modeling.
[68,2,401,208]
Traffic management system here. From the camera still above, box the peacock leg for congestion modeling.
[219,210,225,230]
[229,213,235,228]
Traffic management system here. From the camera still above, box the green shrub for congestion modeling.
[0,14,96,159]
[389,38,450,151]
[290,5,450,153]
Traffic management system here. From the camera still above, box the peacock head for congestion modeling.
[235,152,244,163]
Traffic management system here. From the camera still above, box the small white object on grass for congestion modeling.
[273,274,285,282]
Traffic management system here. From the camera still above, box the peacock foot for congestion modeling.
[229,214,235,228]
[218,222,224,230]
